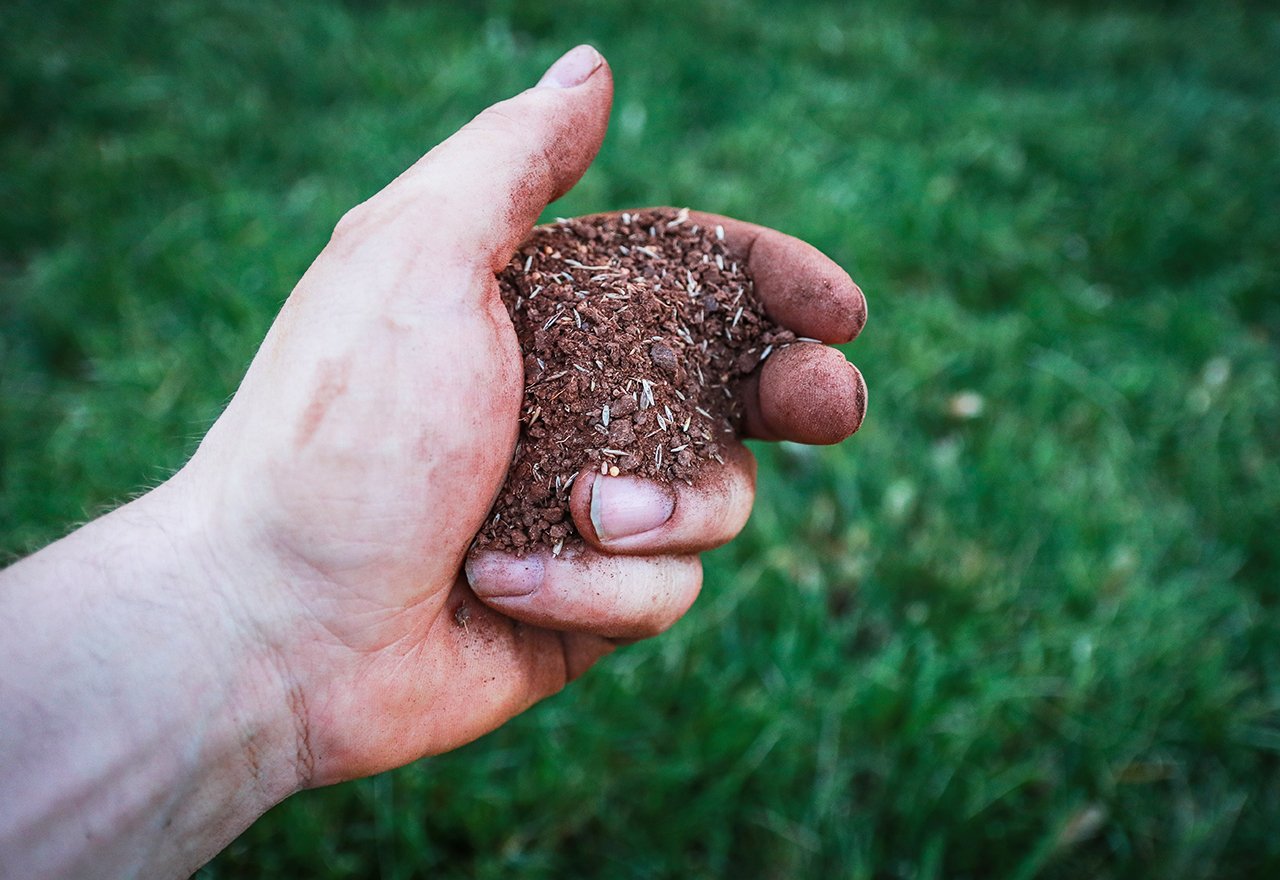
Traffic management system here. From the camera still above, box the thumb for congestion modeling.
[376,45,613,273]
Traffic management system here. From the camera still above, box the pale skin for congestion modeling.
[0,45,867,879]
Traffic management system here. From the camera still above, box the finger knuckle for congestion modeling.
[462,102,559,194]
[330,201,374,244]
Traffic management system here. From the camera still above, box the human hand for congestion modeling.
[178,45,867,789]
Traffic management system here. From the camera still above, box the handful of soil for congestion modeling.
[474,207,796,556]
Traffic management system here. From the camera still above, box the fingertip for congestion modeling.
[475,551,703,640]
[569,469,678,549]
[758,344,867,444]
[535,44,605,90]
[569,444,756,555]
[683,211,867,344]
[384,49,614,275]
[844,281,869,343]
[465,551,545,599]
[751,233,867,344]
[537,49,614,204]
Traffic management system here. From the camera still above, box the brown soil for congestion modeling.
[474,207,795,556]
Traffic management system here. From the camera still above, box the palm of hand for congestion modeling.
[191,240,619,784]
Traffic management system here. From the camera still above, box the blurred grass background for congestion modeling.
[4,0,1280,876]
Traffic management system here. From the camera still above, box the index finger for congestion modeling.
[686,210,867,344]
[562,208,867,342]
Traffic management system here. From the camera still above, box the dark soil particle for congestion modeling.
[474,207,795,556]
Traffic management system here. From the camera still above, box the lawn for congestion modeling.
[3,0,1279,876]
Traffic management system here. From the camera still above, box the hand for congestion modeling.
[177,45,868,789]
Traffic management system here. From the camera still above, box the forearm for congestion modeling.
[0,478,299,879]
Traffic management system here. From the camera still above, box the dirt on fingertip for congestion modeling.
[473,207,795,557]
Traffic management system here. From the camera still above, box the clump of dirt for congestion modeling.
[474,207,795,556]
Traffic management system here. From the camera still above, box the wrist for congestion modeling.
[136,470,310,804]
[0,474,305,877]
[89,472,308,871]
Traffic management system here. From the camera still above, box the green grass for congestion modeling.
[4,0,1280,876]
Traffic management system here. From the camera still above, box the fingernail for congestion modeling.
[590,476,676,542]
[465,552,544,598]
[536,44,603,89]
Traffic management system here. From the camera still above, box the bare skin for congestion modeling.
[0,45,867,879]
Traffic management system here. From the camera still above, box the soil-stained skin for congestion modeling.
[686,210,868,345]
[474,208,798,556]
[757,343,867,445]
[481,54,614,273]
[746,236,867,344]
